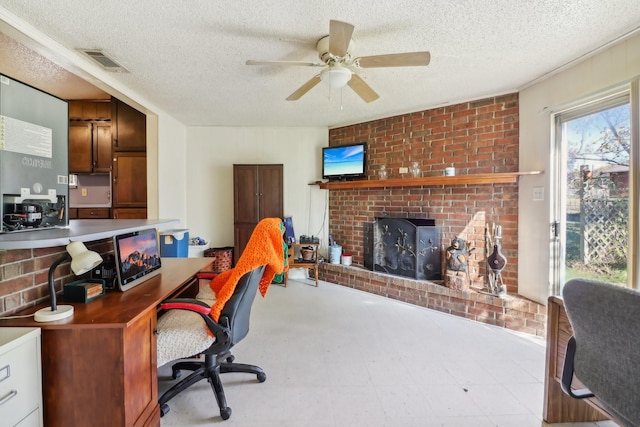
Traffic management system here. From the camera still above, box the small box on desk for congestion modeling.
[64,279,106,303]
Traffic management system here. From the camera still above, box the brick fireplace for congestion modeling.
[367,217,441,281]
[318,93,547,337]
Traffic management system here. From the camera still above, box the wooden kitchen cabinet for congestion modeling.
[233,164,283,263]
[68,98,147,219]
[76,208,111,219]
[111,97,146,151]
[68,100,111,121]
[69,122,112,173]
[112,151,147,210]
[113,208,147,219]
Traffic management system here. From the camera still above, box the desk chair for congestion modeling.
[561,278,640,427]
[157,265,266,420]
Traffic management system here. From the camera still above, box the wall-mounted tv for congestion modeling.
[322,142,366,181]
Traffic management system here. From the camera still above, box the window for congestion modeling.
[552,88,636,293]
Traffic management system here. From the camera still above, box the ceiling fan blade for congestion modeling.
[347,74,379,103]
[329,20,354,57]
[246,60,324,67]
[286,75,322,101]
[355,51,431,68]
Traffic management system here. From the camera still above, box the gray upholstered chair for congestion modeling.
[561,278,640,427]
[156,265,267,420]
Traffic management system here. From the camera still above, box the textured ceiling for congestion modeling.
[1,1,639,128]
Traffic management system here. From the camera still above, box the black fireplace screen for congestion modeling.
[365,217,441,280]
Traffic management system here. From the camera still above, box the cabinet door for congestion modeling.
[69,122,92,173]
[94,101,111,120]
[234,223,257,264]
[69,122,112,173]
[93,123,112,172]
[233,165,260,223]
[259,164,284,218]
[77,208,110,219]
[112,208,147,219]
[113,152,147,207]
[123,310,158,427]
[69,100,111,121]
[112,98,146,151]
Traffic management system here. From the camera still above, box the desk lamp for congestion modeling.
[34,241,103,322]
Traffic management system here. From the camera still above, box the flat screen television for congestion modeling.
[322,142,366,180]
[113,228,162,292]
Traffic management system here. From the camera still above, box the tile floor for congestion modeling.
[158,278,619,427]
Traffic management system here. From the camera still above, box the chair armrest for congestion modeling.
[161,298,211,315]
[160,298,229,338]
[196,271,220,280]
[561,336,595,399]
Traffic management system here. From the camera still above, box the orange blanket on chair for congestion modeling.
[208,218,288,321]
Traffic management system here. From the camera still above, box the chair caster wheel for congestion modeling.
[226,355,235,363]
[257,372,267,382]
[160,404,170,417]
[172,369,182,380]
[220,407,232,420]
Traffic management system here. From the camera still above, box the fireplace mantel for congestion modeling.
[317,171,542,190]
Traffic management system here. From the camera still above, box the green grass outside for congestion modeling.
[565,221,627,285]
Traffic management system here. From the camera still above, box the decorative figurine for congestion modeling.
[446,237,468,272]
[445,237,473,289]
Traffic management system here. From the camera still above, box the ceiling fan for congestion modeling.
[246,20,431,103]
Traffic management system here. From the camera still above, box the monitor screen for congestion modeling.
[322,143,366,180]
[113,228,162,292]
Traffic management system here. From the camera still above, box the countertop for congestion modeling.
[0,219,179,250]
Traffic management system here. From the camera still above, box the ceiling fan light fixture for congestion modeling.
[320,65,352,89]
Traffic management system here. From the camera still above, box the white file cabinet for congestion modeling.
[0,328,43,427]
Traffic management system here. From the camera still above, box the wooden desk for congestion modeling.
[0,257,212,427]
[543,295,611,423]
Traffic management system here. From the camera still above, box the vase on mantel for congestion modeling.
[409,162,421,178]
[378,165,388,180]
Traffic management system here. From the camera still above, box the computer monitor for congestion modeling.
[113,228,162,292]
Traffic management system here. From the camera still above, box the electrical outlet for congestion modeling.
[82,188,88,197]
[533,187,544,201]
[399,167,408,174]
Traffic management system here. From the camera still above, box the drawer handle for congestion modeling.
[0,390,17,407]
[0,364,9,382]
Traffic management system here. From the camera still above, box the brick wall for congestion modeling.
[320,263,547,337]
[327,93,520,291]
[319,93,546,336]
[0,239,112,316]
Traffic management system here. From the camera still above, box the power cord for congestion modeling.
[0,313,36,320]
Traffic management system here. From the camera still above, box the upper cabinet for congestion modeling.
[69,100,111,121]
[112,151,147,207]
[68,100,112,174]
[68,98,148,220]
[111,97,146,151]
[69,122,112,173]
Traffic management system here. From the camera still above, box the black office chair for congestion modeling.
[561,278,640,427]
[157,265,267,420]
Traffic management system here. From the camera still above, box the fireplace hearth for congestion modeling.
[365,217,442,280]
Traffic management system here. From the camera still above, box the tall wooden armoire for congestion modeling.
[233,164,284,263]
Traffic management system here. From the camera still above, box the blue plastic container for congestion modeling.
[160,229,189,257]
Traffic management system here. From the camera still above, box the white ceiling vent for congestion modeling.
[79,49,129,72]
